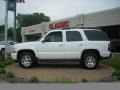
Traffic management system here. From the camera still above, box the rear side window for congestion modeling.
[66,31,83,41]
[84,30,109,41]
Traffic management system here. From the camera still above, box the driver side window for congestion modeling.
[44,31,62,42]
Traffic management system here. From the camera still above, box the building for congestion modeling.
[21,7,120,42]
[0,33,12,42]
[0,33,4,41]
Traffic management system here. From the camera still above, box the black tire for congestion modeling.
[18,52,35,68]
[81,53,99,69]
[1,48,5,56]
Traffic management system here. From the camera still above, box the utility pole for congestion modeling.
[13,0,16,41]
[5,0,8,60]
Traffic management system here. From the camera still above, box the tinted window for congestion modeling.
[44,31,62,42]
[66,31,82,41]
[84,30,109,41]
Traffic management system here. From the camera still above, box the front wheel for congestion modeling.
[81,53,99,69]
[18,52,35,68]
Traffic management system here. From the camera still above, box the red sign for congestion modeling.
[49,21,69,30]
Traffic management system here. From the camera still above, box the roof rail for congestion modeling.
[62,27,100,30]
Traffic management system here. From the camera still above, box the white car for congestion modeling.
[11,27,112,69]
[0,41,18,55]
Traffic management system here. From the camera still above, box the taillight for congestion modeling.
[108,43,111,52]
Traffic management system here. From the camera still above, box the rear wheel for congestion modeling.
[81,53,99,69]
[18,52,35,68]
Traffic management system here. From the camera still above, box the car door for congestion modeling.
[38,31,65,59]
[65,31,84,59]
[7,41,14,53]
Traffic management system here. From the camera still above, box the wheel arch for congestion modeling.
[81,49,100,59]
[17,49,36,60]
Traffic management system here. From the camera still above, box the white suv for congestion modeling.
[11,28,112,69]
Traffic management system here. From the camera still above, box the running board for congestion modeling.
[37,59,80,64]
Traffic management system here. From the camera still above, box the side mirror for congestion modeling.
[7,44,11,46]
[42,39,46,43]
[42,38,49,43]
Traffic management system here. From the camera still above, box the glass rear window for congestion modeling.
[84,30,109,41]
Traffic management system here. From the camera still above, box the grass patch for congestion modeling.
[1,60,13,66]
[0,68,6,74]
[100,54,120,77]
[117,76,120,80]
[100,54,120,70]
[0,59,14,68]
[0,59,14,65]
[5,72,15,78]
[51,76,72,83]
[112,70,120,76]
[0,63,5,68]
[30,76,39,83]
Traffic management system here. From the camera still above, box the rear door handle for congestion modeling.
[58,44,63,47]
[79,44,84,46]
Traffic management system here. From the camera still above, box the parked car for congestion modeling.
[0,41,18,55]
[11,27,112,69]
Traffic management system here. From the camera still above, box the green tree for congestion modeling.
[0,25,13,40]
[0,25,5,33]
[16,27,21,42]
[8,28,13,40]
[17,13,50,27]
[16,13,50,42]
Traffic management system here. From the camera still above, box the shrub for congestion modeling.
[81,79,88,83]
[6,72,15,78]
[100,54,120,70]
[112,70,120,76]
[0,68,6,74]
[0,59,13,66]
[117,76,120,80]
[30,76,39,83]
[52,76,72,83]
[0,63,5,68]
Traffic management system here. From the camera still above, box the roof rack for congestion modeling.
[62,27,100,30]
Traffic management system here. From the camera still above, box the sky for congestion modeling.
[0,0,120,27]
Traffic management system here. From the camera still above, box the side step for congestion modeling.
[37,60,80,64]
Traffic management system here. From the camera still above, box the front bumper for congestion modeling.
[11,53,17,60]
